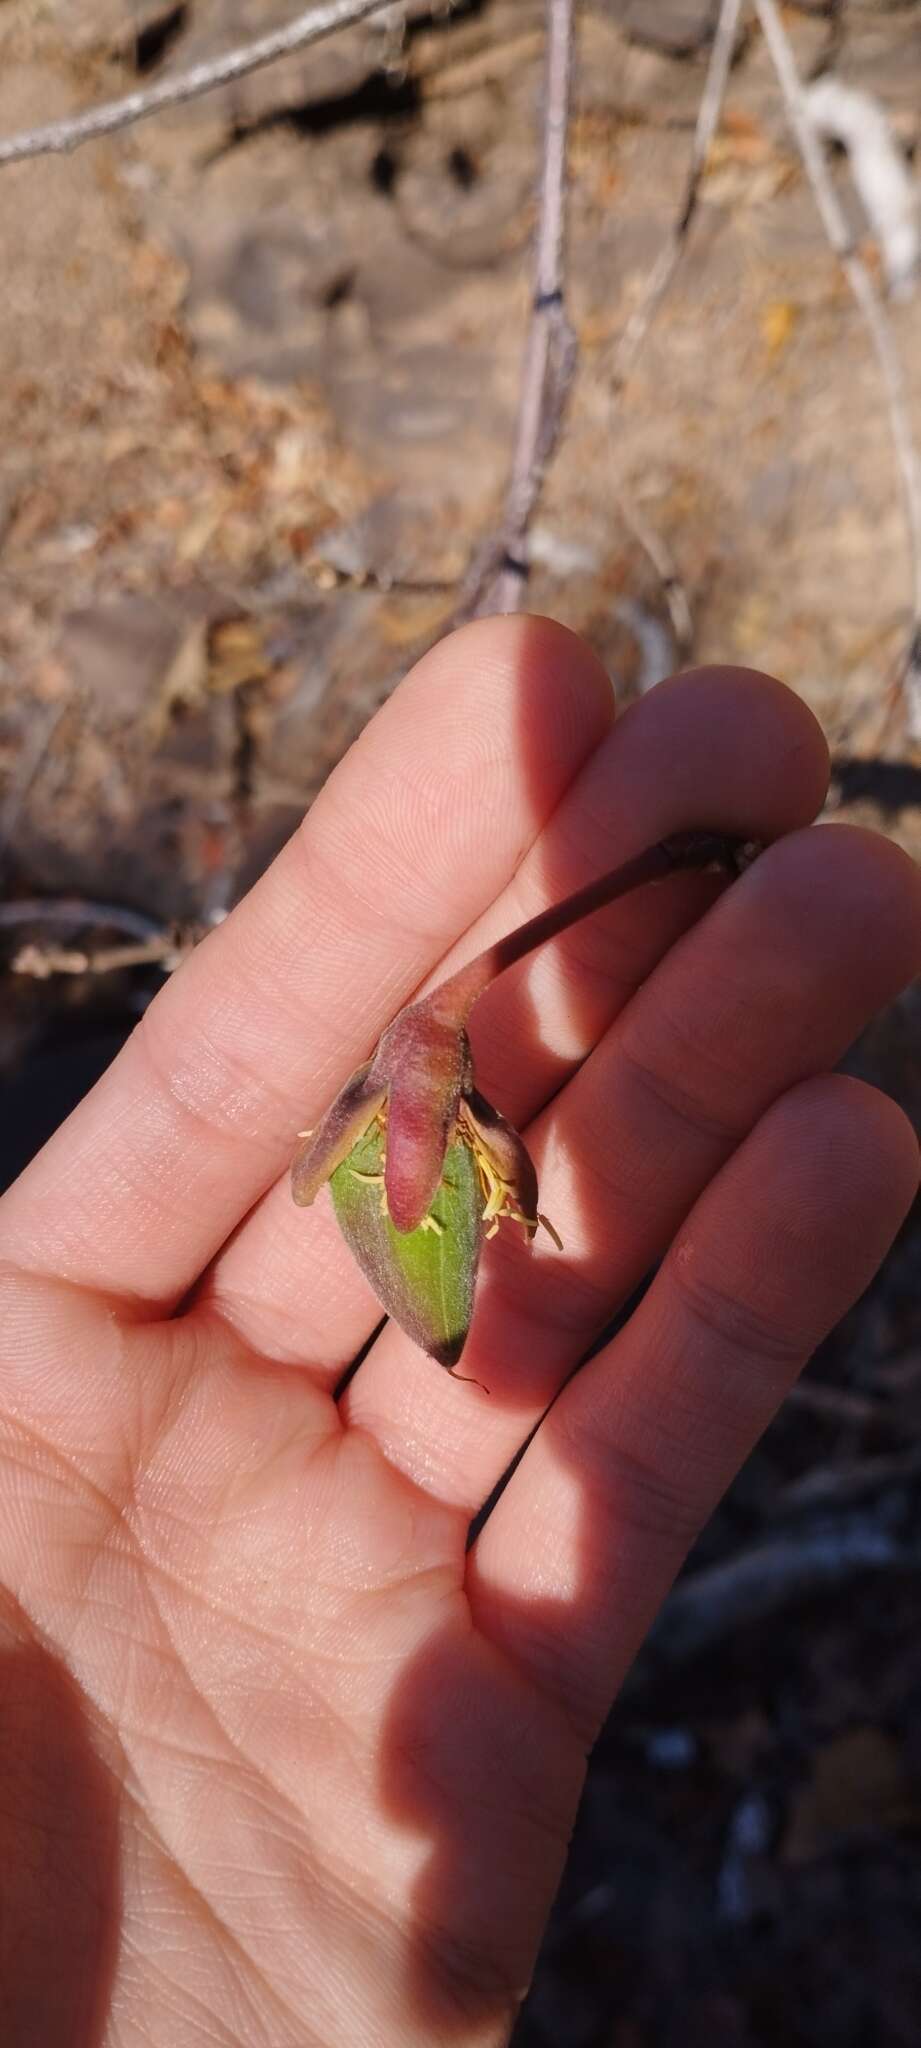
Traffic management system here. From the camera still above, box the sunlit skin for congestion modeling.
[0,617,919,2047]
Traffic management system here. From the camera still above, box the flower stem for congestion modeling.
[428,830,754,1023]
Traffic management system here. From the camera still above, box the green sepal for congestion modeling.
[330,1121,483,1369]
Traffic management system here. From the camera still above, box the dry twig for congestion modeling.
[613,0,744,391]
[0,897,200,979]
[628,1509,921,1686]
[775,1444,921,1517]
[785,1378,900,1431]
[753,0,921,740]
[12,935,191,979]
[601,0,743,671]
[0,0,397,167]
[467,0,578,618]
[617,496,694,662]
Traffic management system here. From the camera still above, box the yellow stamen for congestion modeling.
[456,1099,562,1250]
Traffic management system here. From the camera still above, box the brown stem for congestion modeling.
[464,0,578,620]
[427,829,752,1023]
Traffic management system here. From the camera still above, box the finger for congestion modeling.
[206,666,828,1376]
[467,1075,920,1746]
[343,824,921,1498]
[0,618,612,1308]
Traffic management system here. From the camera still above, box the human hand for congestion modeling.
[1,617,918,2048]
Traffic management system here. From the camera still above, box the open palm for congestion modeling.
[1,618,919,2048]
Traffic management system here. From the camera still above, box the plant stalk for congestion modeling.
[427,830,754,1026]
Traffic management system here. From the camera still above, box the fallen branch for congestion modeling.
[775,1443,921,1517]
[753,0,921,739]
[627,1508,921,1688]
[785,1377,901,1431]
[0,0,396,167]
[0,896,201,979]
[12,934,192,979]
[467,0,578,618]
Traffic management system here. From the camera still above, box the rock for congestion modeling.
[58,596,195,728]
[618,0,723,56]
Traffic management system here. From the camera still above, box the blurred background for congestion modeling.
[1,3,920,2042]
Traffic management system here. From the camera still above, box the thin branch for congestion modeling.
[468,0,578,618]
[615,597,677,693]
[599,0,742,672]
[775,1443,921,1518]
[0,897,221,974]
[785,1378,900,1431]
[617,495,694,661]
[0,896,203,977]
[613,0,743,391]
[12,934,191,979]
[0,0,395,167]
[753,0,921,739]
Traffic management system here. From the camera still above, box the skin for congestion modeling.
[0,615,919,2048]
